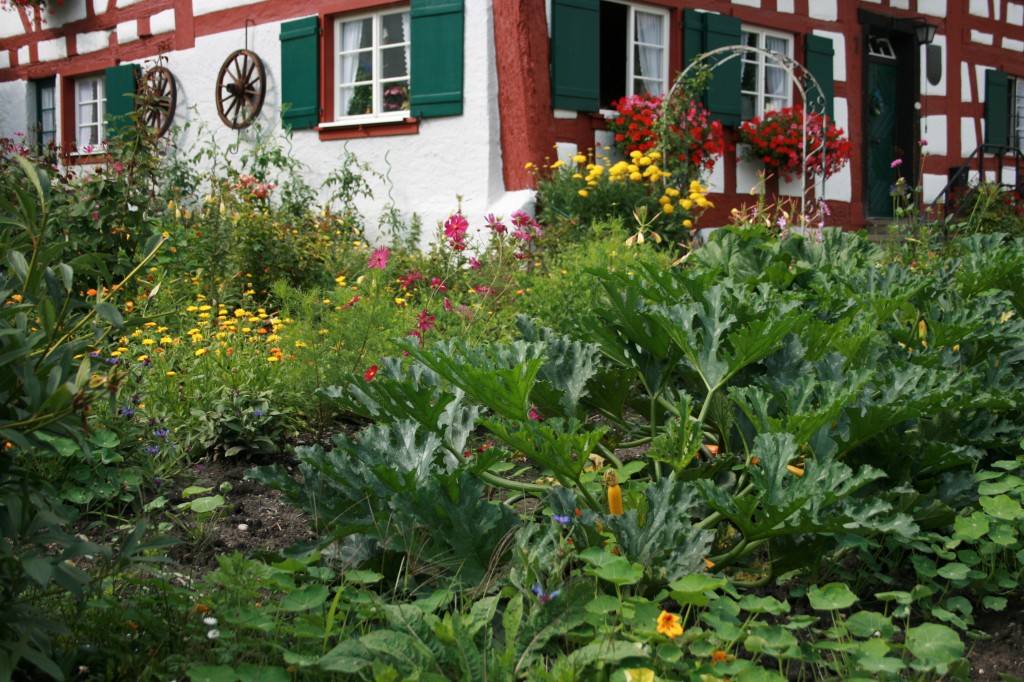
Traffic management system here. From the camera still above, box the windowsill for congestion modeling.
[317,117,419,141]
[64,151,108,165]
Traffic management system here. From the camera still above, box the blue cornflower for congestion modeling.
[118,406,135,417]
[531,582,560,604]
[105,357,120,365]
[154,428,170,438]
[144,444,160,455]
[253,408,265,417]
[553,514,571,524]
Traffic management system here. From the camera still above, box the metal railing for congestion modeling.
[927,143,1023,225]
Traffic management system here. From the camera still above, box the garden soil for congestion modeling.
[168,455,1024,681]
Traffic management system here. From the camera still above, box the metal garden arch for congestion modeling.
[664,45,830,221]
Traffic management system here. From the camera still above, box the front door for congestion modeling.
[866,59,899,217]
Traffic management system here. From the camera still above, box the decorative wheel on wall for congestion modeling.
[215,49,266,129]
[138,66,177,136]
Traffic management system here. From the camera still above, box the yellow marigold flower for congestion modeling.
[627,164,639,174]
[195,348,208,357]
[524,162,535,169]
[294,341,308,348]
[663,204,675,214]
[141,339,155,346]
[234,309,247,318]
[659,195,671,205]
[572,173,584,179]
[11,294,23,303]
[681,199,694,210]
[110,350,123,357]
[166,371,177,377]
[666,188,680,197]
[629,172,643,182]
[587,180,598,187]
[648,151,662,160]
[549,160,566,169]
[198,313,210,320]
[573,154,587,163]
[199,305,212,312]
[637,156,652,166]
[629,150,642,159]
[656,611,683,638]
[394,297,407,306]
[137,355,148,362]
[268,356,279,363]
[578,189,589,197]
[683,219,694,228]
[160,336,174,344]
[186,306,198,312]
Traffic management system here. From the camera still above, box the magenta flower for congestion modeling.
[484,213,507,234]
[890,158,903,169]
[429,277,447,292]
[469,257,482,270]
[416,310,436,332]
[368,247,390,270]
[444,213,469,239]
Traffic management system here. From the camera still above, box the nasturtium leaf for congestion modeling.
[744,623,799,655]
[982,595,1007,611]
[905,623,964,669]
[844,610,896,639]
[989,524,1019,546]
[978,474,1024,495]
[233,665,290,682]
[736,594,790,615]
[590,556,643,586]
[936,562,971,580]
[807,583,859,610]
[585,595,621,614]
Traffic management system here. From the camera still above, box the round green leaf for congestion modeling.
[844,610,895,639]
[591,556,643,586]
[952,512,989,541]
[905,623,964,667]
[188,495,225,514]
[808,583,859,610]
[279,583,330,612]
[936,562,970,580]
[234,665,290,682]
[980,494,1023,520]
[186,665,237,682]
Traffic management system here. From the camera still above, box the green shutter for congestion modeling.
[804,33,834,121]
[984,69,1009,147]
[280,16,320,129]
[550,0,599,112]
[410,0,464,118]
[104,63,139,132]
[682,9,705,69]
[703,13,742,126]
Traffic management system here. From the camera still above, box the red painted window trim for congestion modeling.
[318,118,419,141]
[59,68,111,161]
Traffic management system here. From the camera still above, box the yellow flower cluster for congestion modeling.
[607,150,670,185]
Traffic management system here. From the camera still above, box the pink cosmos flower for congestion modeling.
[484,213,507,234]
[890,158,903,169]
[443,297,453,312]
[469,257,482,270]
[429,277,447,292]
[416,310,436,332]
[368,247,390,270]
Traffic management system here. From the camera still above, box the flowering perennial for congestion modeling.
[737,106,852,181]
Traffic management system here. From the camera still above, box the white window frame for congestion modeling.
[330,7,411,126]
[74,74,105,153]
[626,3,669,98]
[740,26,794,120]
[36,78,57,151]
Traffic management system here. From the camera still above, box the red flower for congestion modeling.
[364,365,378,381]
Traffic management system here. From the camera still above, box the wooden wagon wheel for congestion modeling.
[215,49,266,129]
[138,66,177,136]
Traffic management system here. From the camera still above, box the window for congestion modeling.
[740,28,793,120]
[279,2,464,134]
[597,2,668,105]
[74,74,105,150]
[35,78,56,152]
[334,9,410,122]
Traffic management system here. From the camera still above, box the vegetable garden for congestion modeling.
[2,100,1024,681]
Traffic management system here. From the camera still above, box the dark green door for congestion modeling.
[866,60,899,217]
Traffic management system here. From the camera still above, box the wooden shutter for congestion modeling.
[104,64,139,133]
[703,13,742,127]
[682,9,705,69]
[280,16,320,130]
[984,69,1009,147]
[804,33,834,121]
[410,0,464,118]
[550,0,599,112]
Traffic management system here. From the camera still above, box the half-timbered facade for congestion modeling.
[0,0,1021,233]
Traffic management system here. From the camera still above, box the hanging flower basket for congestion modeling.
[736,106,852,182]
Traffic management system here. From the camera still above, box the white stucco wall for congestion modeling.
[0,1,516,245]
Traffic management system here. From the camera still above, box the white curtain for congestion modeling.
[635,12,663,94]
[764,36,789,110]
[339,20,364,115]
[402,11,411,80]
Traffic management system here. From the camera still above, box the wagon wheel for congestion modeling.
[215,49,266,129]
[138,66,177,136]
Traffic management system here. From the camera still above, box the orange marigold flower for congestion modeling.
[656,610,683,638]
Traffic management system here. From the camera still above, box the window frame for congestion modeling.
[739,26,794,120]
[327,6,411,127]
[624,2,669,99]
[72,73,106,154]
[35,77,57,154]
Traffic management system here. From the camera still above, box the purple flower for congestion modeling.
[553,514,571,524]
[144,444,160,455]
[253,408,265,417]
[118,406,135,417]
[531,582,560,604]
[105,357,120,365]
[154,428,170,438]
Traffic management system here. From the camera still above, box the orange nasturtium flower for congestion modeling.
[656,610,683,638]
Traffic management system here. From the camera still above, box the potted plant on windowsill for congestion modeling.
[736,105,851,183]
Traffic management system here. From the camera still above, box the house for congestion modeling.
[0,0,1021,234]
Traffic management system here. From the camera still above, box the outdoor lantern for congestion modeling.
[914,21,937,45]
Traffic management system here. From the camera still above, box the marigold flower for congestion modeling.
[656,610,683,638]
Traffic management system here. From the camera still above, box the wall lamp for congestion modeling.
[894,17,938,45]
